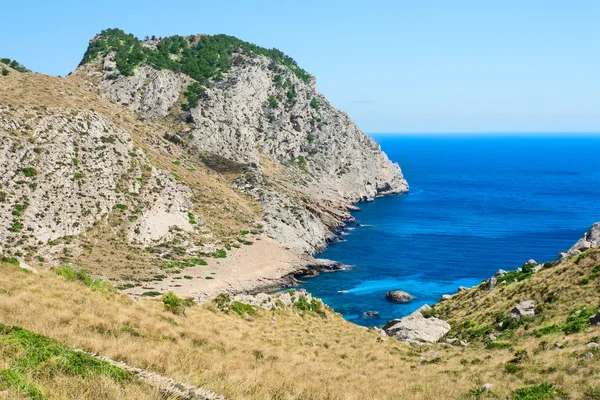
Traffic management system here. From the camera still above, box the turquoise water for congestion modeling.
[298,135,600,326]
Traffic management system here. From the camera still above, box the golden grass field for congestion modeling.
[0,250,599,399]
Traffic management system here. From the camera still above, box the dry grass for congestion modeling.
[1,262,599,399]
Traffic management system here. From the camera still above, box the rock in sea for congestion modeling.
[386,291,413,303]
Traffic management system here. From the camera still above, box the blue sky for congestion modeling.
[2,0,600,133]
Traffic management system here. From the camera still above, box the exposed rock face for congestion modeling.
[91,50,408,253]
[508,300,535,321]
[566,223,600,256]
[0,105,198,259]
[99,52,189,118]
[383,306,450,343]
[228,289,320,311]
[386,291,414,303]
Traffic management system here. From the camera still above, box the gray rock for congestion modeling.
[457,286,469,292]
[488,276,497,292]
[587,342,598,348]
[508,300,535,321]
[482,383,493,391]
[440,294,452,301]
[495,269,508,277]
[386,291,413,303]
[582,352,594,360]
[565,222,600,258]
[526,259,537,265]
[383,310,451,343]
[363,311,379,317]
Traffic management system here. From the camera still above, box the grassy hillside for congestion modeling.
[1,249,599,399]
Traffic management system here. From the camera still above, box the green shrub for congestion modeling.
[21,168,36,177]
[1,69,8,76]
[214,249,227,258]
[230,301,256,316]
[54,265,112,291]
[141,291,161,297]
[181,82,205,111]
[512,382,567,400]
[310,97,320,109]
[465,387,498,399]
[162,291,186,314]
[584,386,600,400]
[563,306,597,334]
[485,341,512,350]
[268,95,278,108]
[581,265,600,285]
[161,257,207,269]
[0,255,19,265]
[293,297,325,316]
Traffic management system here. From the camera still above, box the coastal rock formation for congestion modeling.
[566,222,600,257]
[383,306,450,343]
[227,289,322,311]
[80,31,408,254]
[508,300,535,321]
[386,290,413,303]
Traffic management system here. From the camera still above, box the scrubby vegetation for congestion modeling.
[0,57,30,72]
[80,28,311,87]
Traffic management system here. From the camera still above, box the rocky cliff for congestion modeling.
[76,29,408,253]
[0,31,406,289]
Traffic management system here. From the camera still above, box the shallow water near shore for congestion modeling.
[298,134,600,326]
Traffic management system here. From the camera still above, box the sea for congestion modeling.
[298,134,600,327]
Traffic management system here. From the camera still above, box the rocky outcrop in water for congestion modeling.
[386,290,413,303]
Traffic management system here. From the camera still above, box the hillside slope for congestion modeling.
[0,233,599,399]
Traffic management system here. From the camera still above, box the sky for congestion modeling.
[2,0,600,133]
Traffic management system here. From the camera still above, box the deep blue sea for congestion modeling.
[298,135,600,326]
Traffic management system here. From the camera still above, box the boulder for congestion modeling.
[590,313,600,326]
[508,300,535,321]
[383,310,450,343]
[495,269,508,277]
[488,276,497,292]
[363,311,379,317]
[457,286,469,292]
[386,291,413,303]
[526,259,537,265]
[440,294,452,301]
[566,222,600,257]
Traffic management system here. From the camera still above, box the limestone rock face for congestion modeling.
[0,105,197,259]
[386,290,414,303]
[383,307,450,343]
[89,51,408,253]
[229,289,319,311]
[508,300,535,321]
[99,52,189,118]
